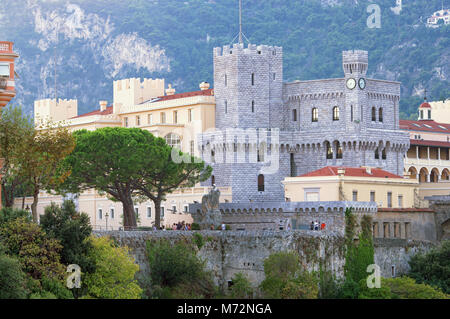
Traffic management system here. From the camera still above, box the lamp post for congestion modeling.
[105,212,109,231]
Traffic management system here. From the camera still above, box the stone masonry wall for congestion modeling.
[94,230,436,290]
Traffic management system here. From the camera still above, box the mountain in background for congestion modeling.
[0,0,448,119]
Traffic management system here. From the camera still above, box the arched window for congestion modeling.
[258,174,265,192]
[336,141,343,159]
[326,141,333,159]
[312,108,318,122]
[333,106,339,121]
[211,175,215,186]
[372,107,376,121]
[375,148,379,159]
[164,133,181,150]
[382,148,387,160]
[420,110,424,120]
[379,108,383,122]
[293,109,297,121]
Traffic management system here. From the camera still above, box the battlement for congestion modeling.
[342,50,368,63]
[213,43,282,57]
[34,98,78,125]
[113,78,165,109]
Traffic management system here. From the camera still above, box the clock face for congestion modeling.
[346,78,356,90]
[359,78,366,90]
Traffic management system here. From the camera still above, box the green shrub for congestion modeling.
[260,251,318,299]
[83,236,142,299]
[228,273,253,299]
[0,207,32,224]
[192,233,205,250]
[408,240,450,294]
[145,239,216,298]
[0,253,28,299]
[383,277,448,299]
[191,223,200,230]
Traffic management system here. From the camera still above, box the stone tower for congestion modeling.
[213,43,283,129]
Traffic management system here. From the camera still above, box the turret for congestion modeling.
[0,41,19,109]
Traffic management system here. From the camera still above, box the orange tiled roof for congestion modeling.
[399,120,450,133]
[298,166,403,179]
[149,88,214,103]
[72,106,113,119]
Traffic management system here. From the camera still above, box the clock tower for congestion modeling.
[342,50,368,131]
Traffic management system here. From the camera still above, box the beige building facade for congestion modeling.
[19,78,222,229]
[283,166,418,209]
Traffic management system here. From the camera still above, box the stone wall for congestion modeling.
[426,195,450,241]
[94,230,436,289]
[94,230,346,289]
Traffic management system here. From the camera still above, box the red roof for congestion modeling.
[419,102,431,109]
[298,166,403,179]
[72,106,113,119]
[400,120,450,133]
[410,139,450,148]
[150,88,214,103]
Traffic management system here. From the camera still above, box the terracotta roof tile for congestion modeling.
[298,166,403,179]
[72,106,113,119]
[149,88,214,103]
[400,119,450,133]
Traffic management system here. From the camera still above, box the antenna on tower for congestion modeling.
[231,0,250,45]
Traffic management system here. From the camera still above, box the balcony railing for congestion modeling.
[405,157,450,167]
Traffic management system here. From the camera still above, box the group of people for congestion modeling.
[310,220,326,231]
[170,221,191,231]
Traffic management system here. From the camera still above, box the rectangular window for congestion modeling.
[148,114,153,125]
[184,205,188,213]
[110,208,115,219]
[147,207,151,218]
[293,109,297,121]
[225,100,227,114]
[124,117,128,127]
[160,112,166,123]
[272,73,276,80]
[188,109,192,122]
[398,195,403,208]
[172,205,177,213]
[370,191,376,202]
[98,208,103,220]
[387,192,392,208]
[134,207,139,218]
[352,191,358,201]
[225,74,227,87]
[173,111,178,124]
[0,63,10,77]
[383,223,389,238]
[251,73,255,86]
[160,207,165,217]
[136,116,140,126]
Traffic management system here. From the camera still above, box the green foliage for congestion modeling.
[38,277,73,299]
[192,232,205,250]
[191,223,200,230]
[260,251,318,299]
[0,253,28,299]
[408,240,450,294]
[358,277,449,299]
[0,218,66,282]
[343,211,375,298]
[83,236,142,299]
[40,201,95,273]
[228,273,254,299]
[145,239,216,298]
[0,207,32,224]
[318,265,342,299]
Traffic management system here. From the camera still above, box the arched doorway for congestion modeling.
[408,167,418,180]
[419,167,429,183]
[430,168,439,183]
[441,169,450,181]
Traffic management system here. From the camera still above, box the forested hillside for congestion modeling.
[0,0,448,119]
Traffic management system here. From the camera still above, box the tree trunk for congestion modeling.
[31,188,39,223]
[154,198,162,229]
[21,195,25,210]
[1,181,14,208]
[121,194,137,230]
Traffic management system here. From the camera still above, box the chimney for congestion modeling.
[199,82,210,91]
[363,166,372,175]
[337,168,346,176]
[99,100,107,112]
[165,84,175,96]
